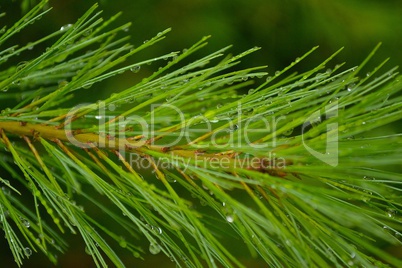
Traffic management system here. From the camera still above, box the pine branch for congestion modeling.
[1,1,402,267]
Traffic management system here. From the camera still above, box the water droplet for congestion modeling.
[386,208,396,218]
[295,57,301,63]
[119,238,127,248]
[133,251,141,258]
[149,243,161,254]
[275,71,280,76]
[12,79,21,86]
[143,40,149,44]
[22,218,30,228]
[152,226,163,235]
[209,117,219,123]
[166,175,176,183]
[125,97,135,103]
[2,186,10,195]
[27,43,34,50]
[248,88,256,94]
[83,29,92,36]
[82,82,93,89]
[60,24,73,32]
[85,246,92,255]
[226,215,234,223]
[283,128,293,136]
[108,104,116,111]
[201,184,210,192]
[24,247,32,256]
[347,83,355,92]
[130,65,140,73]
[228,124,238,132]
[58,80,68,88]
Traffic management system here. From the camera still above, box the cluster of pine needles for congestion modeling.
[0,1,401,267]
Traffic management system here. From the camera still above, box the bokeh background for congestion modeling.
[4,0,402,80]
[1,0,402,267]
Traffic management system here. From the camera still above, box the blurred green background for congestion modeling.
[1,0,402,267]
[55,0,402,70]
[5,0,402,75]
